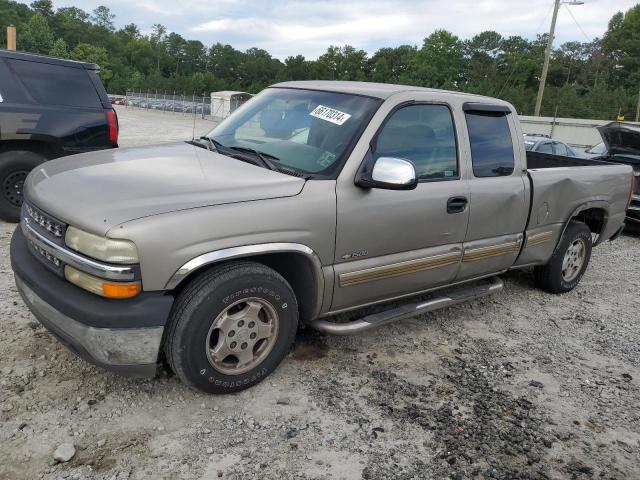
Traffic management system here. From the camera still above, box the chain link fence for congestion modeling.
[108,91,253,122]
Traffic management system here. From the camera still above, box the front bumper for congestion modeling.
[11,228,174,377]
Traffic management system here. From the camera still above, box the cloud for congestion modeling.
[52,0,637,58]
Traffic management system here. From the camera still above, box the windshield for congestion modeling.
[205,88,381,176]
[524,140,536,151]
[588,142,606,155]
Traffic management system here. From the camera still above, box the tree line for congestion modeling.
[1,0,639,120]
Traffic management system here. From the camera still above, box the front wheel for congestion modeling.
[534,221,592,294]
[165,262,298,394]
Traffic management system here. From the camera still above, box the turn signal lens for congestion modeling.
[102,282,141,299]
[64,266,141,299]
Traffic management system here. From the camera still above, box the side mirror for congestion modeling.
[356,156,418,190]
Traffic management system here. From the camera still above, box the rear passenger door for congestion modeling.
[455,105,528,280]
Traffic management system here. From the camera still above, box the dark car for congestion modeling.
[0,50,118,222]
[523,134,580,157]
[588,122,640,229]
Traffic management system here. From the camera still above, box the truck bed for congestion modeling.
[526,151,612,169]
[524,151,633,244]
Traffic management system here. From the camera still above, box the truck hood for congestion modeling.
[597,122,640,159]
[25,142,306,235]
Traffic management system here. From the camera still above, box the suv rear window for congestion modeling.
[465,111,514,177]
[7,59,101,108]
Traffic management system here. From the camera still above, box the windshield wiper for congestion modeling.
[224,145,280,171]
[198,136,224,153]
[197,139,307,177]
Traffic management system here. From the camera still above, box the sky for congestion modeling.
[55,0,636,59]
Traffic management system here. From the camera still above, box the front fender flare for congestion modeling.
[164,242,325,319]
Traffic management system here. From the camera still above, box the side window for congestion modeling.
[373,104,458,180]
[7,59,101,108]
[465,112,514,177]
[537,142,553,154]
[553,142,568,156]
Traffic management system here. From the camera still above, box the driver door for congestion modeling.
[331,102,470,311]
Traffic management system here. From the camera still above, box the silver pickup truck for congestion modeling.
[10,81,635,394]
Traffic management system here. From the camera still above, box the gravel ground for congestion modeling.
[1,108,639,480]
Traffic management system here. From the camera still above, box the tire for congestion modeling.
[534,221,592,294]
[0,150,47,222]
[165,261,299,394]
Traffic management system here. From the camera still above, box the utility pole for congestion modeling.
[635,86,640,123]
[534,0,584,116]
[6,25,16,51]
[534,0,561,117]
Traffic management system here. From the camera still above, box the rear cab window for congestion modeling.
[6,59,101,108]
[464,109,515,177]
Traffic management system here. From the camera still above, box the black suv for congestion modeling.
[0,50,118,222]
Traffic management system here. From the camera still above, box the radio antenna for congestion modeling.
[191,92,197,141]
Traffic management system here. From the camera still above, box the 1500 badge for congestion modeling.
[341,250,368,260]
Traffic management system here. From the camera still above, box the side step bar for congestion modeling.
[309,277,504,335]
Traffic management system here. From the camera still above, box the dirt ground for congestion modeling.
[1,108,639,480]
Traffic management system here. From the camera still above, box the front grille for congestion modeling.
[22,201,67,276]
[26,236,64,272]
[24,202,66,240]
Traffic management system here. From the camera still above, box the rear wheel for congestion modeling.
[165,262,298,394]
[534,221,592,294]
[0,151,47,222]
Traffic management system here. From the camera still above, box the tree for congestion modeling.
[603,6,640,89]
[72,43,112,80]
[49,38,69,58]
[92,5,115,31]
[0,0,636,119]
[19,12,53,54]
[285,55,311,80]
[151,24,167,74]
[415,30,467,89]
[30,0,52,16]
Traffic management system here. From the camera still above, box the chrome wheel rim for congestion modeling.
[562,238,586,282]
[206,297,279,375]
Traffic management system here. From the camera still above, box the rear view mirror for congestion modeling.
[356,156,418,190]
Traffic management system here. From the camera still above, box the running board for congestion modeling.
[309,277,504,335]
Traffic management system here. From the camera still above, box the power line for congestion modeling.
[498,0,556,96]
[563,4,592,43]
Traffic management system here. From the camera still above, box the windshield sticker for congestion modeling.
[317,151,337,168]
[310,105,351,125]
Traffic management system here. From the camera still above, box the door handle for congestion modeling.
[447,196,468,214]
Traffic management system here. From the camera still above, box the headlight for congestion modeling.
[65,266,141,299]
[65,226,139,264]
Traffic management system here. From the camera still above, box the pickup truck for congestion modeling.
[10,81,634,394]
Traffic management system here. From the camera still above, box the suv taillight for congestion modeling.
[106,108,118,146]
[628,173,638,210]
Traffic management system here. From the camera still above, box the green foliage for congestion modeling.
[71,42,111,80]
[91,5,115,31]
[19,11,53,53]
[48,37,68,58]
[1,1,638,119]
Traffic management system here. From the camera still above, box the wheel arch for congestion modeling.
[165,243,325,323]
[561,201,609,246]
